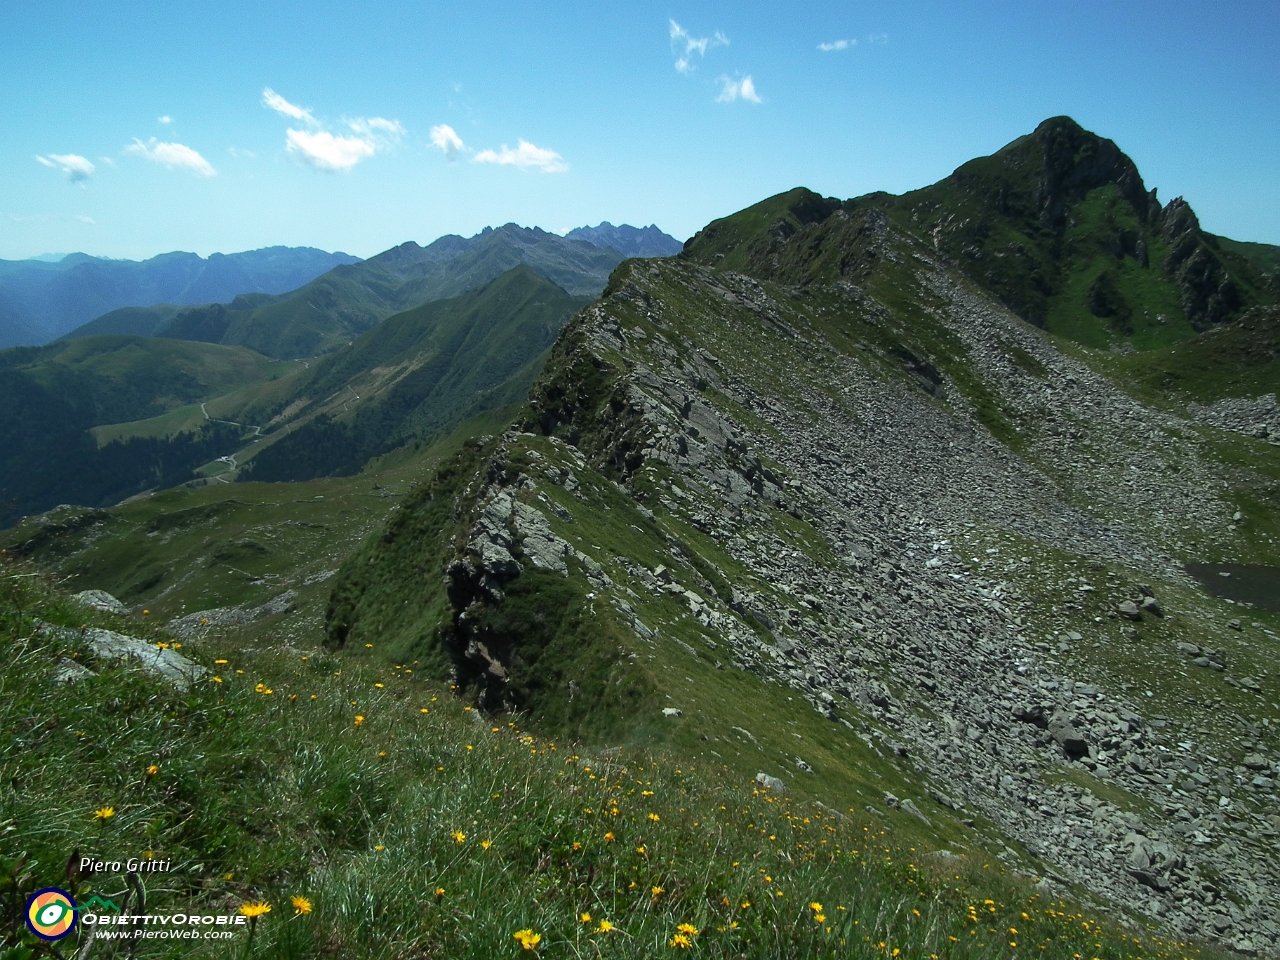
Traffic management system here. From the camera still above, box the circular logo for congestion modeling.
[26,888,77,941]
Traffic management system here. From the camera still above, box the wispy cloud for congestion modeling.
[669,19,728,74]
[867,33,888,45]
[429,124,465,160]
[473,139,567,173]
[715,75,762,104]
[125,138,217,177]
[818,39,854,52]
[285,129,376,171]
[227,146,256,159]
[36,153,95,182]
[263,88,402,172]
[262,88,316,125]
[75,215,96,224]
[158,115,173,125]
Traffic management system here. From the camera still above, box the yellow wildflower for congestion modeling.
[354,715,364,726]
[513,929,541,950]
[597,919,615,933]
[93,806,115,820]
[669,933,692,949]
[239,902,271,918]
[291,896,312,915]
[451,830,466,843]
[146,764,159,776]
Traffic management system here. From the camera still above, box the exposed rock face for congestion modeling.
[40,622,206,690]
[464,249,1280,953]
[170,591,298,640]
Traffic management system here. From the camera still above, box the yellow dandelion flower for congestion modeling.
[291,896,312,915]
[580,912,592,924]
[434,887,445,898]
[211,676,223,683]
[374,845,385,851]
[604,832,615,843]
[651,886,664,898]
[677,923,699,935]
[513,929,541,950]
[480,839,492,850]
[374,683,383,688]
[669,933,692,949]
[597,919,615,933]
[93,806,115,820]
[648,812,660,822]
[354,715,364,726]
[239,901,271,918]
[146,764,159,776]
[810,902,823,912]
[451,830,466,843]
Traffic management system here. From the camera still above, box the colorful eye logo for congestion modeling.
[27,888,77,941]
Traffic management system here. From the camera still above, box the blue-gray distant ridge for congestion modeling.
[566,222,683,259]
[0,246,361,348]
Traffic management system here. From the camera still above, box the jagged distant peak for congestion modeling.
[565,222,682,258]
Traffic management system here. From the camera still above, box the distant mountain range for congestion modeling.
[0,247,361,348]
[566,222,684,258]
[65,223,677,359]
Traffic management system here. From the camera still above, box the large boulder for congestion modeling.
[1048,710,1090,759]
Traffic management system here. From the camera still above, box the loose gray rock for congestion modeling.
[85,628,207,691]
[71,590,127,615]
[1117,600,1142,621]
[54,658,96,684]
[755,772,787,794]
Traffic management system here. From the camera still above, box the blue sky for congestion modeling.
[4,0,1278,261]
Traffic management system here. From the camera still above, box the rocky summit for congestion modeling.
[331,121,1280,955]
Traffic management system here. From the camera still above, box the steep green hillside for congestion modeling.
[0,336,288,526]
[69,225,625,360]
[684,119,1273,353]
[239,266,587,481]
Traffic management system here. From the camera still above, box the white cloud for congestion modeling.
[75,215,96,224]
[262,88,316,125]
[818,39,854,52]
[867,33,888,44]
[158,115,173,124]
[669,19,728,74]
[472,139,567,173]
[716,75,762,104]
[263,88,401,172]
[285,129,376,171]
[227,146,256,159]
[430,124,465,159]
[36,153,95,182]
[348,116,405,139]
[124,138,217,177]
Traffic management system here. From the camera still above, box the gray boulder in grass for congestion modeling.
[71,590,128,615]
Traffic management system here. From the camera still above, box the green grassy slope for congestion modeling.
[681,119,1273,355]
[0,337,291,526]
[150,226,623,360]
[1,567,1206,960]
[236,266,588,482]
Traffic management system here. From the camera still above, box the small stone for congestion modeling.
[662,707,683,718]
